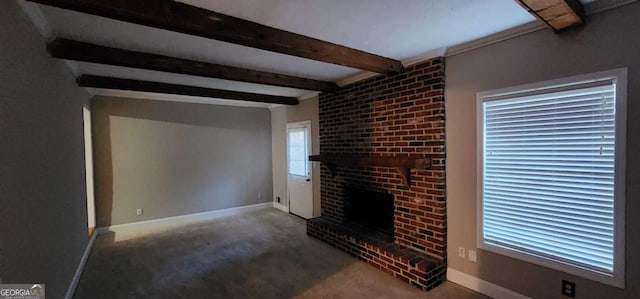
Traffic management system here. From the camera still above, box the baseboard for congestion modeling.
[64,230,97,299]
[272,202,289,213]
[96,202,272,241]
[447,268,530,299]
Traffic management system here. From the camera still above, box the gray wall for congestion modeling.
[92,97,273,227]
[0,1,92,298]
[271,97,320,216]
[446,3,640,298]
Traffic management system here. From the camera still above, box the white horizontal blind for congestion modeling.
[481,82,617,275]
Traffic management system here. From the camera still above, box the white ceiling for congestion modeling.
[19,0,599,106]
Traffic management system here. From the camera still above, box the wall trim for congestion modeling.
[585,0,639,15]
[273,202,290,213]
[96,202,272,237]
[447,268,530,299]
[64,231,97,299]
[336,0,639,88]
[90,90,273,108]
[337,47,446,88]
[445,21,545,57]
[446,0,639,58]
[298,91,320,101]
[402,47,447,67]
[336,71,378,88]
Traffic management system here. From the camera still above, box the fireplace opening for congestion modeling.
[345,187,394,236]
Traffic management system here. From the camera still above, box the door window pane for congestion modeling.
[288,128,308,176]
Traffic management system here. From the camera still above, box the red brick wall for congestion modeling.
[318,57,446,259]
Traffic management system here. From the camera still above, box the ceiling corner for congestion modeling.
[17,1,54,38]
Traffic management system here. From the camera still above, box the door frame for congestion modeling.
[286,120,312,217]
[83,105,96,235]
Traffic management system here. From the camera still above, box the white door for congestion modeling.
[287,121,313,219]
[83,106,96,235]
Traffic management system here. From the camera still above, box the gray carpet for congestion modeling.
[74,208,488,299]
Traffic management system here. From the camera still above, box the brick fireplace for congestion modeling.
[306,57,446,290]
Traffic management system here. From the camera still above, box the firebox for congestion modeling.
[345,186,394,236]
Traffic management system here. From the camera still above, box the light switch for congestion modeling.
[468,250,477,263]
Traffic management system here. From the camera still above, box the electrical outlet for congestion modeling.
[258,193,262,200]
[136,208,143,216]
[468,250,477,263]
[277,196,281,203]
[458,247,466,258]
[562,280,576,297]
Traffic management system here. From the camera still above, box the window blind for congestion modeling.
[481,82,617,274]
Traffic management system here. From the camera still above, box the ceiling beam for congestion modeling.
[48,39,337,92]
[77,75,299,105]
[516,0,585,31]
[28,0,403,74]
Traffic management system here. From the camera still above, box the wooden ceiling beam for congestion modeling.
[28,0,403,74]
[77,75,299,105]
[516,0,585,31]
[48,39,337,92]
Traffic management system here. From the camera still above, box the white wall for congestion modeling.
[92,96,273,227]
[446,3,640,298]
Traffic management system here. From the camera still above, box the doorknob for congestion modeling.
[306,178,311,182]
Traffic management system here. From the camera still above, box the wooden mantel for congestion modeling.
[309,154,432,187]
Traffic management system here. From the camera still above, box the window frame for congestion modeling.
[286,120,312,178]
[476,69,627,288]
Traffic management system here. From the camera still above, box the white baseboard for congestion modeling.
[447,268,530,299]
[272,202,289,213]
[64,231,97,299]
[96,202,272,241]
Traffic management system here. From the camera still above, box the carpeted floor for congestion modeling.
[74,208,488,299]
